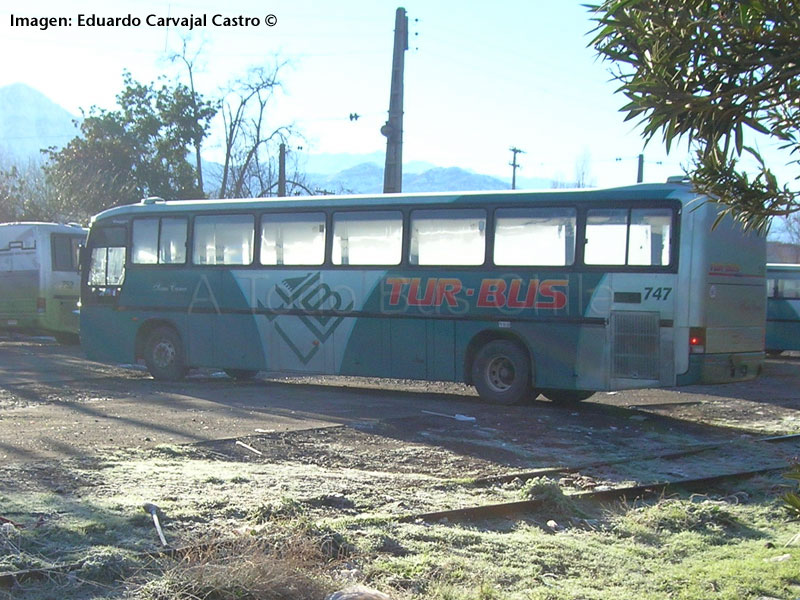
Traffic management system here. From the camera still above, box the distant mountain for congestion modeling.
[200,160,557,197]
[0,83,79,163]
[0,84,561,193]
[304,162,556,195]
[299,151,436,175]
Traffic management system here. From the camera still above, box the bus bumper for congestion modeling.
[676,351,763,385]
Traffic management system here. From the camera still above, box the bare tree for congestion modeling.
[783,214,800,246]
[217,63,296,198]
[170,37,217,195]
[574,149,595,188]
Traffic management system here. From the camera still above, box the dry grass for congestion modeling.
[136,531,337,600]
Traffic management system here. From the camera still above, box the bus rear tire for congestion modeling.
[472,339,531,405]
[541,389,595,404]
[225,369,259,380]
[144,326,187,381]
[54,332,80,345]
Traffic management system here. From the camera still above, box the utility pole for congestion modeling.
[381,7,408,194]
[509,147,525,190]
[278,143,287,197]
[637,153,644,183]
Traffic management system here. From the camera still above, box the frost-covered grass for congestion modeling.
[2,447,799,600]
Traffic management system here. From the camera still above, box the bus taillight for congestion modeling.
[37,297,46,313]
[689,327,705,353]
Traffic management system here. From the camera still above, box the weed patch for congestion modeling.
[135,532,335,600]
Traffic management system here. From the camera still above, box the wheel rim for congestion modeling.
[485,355,516,393]
[152,339,176,369]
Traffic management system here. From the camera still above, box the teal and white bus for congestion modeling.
[79,181,766,404]
[766,263,800,355]
[1,222,87,343]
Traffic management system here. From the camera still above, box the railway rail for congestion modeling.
[398,432,800,523]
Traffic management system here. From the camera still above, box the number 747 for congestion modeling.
[644,287,672,301]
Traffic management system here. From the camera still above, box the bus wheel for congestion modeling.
[54,332,80,345]
[541,389,595,404]
[225,369,259,380]
[472,340,531,405]
[144,327,187,381]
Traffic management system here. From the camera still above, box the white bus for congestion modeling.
[0,222,87,343]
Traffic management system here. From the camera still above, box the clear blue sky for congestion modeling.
[0,0,706,186]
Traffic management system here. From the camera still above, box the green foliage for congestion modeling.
[248,497,305,524]
[588,0,800,231]
[613,498,747,546]
[0,165,25,221]
[0,162,58,222]
[43,71,218,221]
[519,477,588,519]
[783,463,800,518]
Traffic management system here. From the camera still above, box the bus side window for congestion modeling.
[585,209,628,265]
[52,234,83,271]
[494,207,576,266]
[332,211,402,266]
[585,208,672,267]
[159,218,188,264]
[193,215,254,265]
[410,209,486,266]
[629,209,671,266]
[785,279,800,299]
[767,279,779,298]
[133,218,187,265]
[132,219,159,264]
[261,213,325,266]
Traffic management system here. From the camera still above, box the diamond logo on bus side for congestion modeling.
[261,273,354,364]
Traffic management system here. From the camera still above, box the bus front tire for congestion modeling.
[541,389,595,404]
[225,369,259,380]
[144,327,187,381]
[472,340,531,405]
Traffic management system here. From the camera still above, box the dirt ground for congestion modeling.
[1,337,800,486]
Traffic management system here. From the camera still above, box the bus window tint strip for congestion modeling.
[333,211,403,266]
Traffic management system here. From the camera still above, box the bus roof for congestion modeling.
[0,222,87,234]
[89,182,697,224]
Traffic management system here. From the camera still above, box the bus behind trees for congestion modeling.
[766,263,800,355]
[79,182,766,404]
[0,222,87,343]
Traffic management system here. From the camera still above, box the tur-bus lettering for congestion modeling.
[385,277,568,310]
[476,278,567,309]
